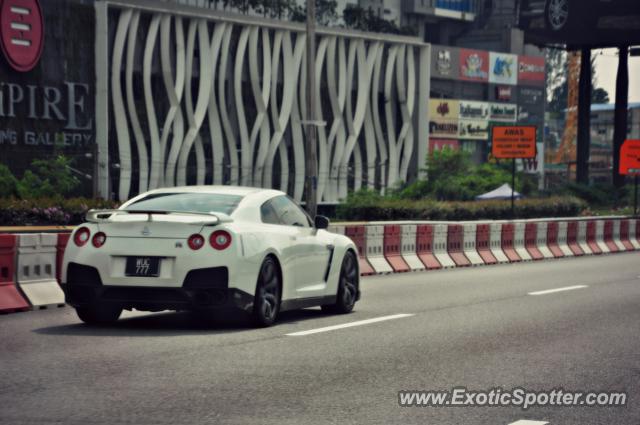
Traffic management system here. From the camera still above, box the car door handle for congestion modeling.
[290,236,297,241]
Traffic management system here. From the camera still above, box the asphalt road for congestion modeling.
[1,253,639,425]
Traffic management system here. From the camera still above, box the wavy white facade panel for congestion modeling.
[104,5,428,203]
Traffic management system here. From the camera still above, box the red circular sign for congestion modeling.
[0,0,44,72]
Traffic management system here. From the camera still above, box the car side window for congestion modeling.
[270,196,310,228]
[260,201,281,225]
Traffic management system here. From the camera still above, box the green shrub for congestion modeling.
[0,198,119,226]
[0,164,18,198]
[396,149,528,201]
[336,190,586,221]
[17,155,81,199]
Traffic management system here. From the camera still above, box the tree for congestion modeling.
[342,5,417,35]
[290,0,338,26]
[545,48,611,114]
[592,87,610,104]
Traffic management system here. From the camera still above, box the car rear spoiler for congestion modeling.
[85,209,233,225]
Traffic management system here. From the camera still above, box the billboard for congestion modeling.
[489,52,518,85]
[458,120,489,140]
[459,101,490,120]
[429,138,460,153]
[429,99,459,139]
[518,56,545,86]
[459,49,489,82]
[490,103,518,122]
[431,45,460,80]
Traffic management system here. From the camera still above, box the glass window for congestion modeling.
[125,193,242,215]
[260,201,281,225]
[270,196,311,228]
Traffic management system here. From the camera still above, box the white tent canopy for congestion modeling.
[476,183,523,201]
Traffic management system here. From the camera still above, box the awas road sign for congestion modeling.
[619,140,640,175]
[491,126,537,159]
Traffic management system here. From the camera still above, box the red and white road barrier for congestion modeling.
[462,223,484,266]
[525,222,544,260]
[501,223,521,262]
[490,222,510,263]
[433,224,456,268]
[416,224,441,270]
[513,222,532,261]
[366,225,393,274]
[611,220,627,251]
[0,234,30,313]
[400,225,426,271]
[476,224,498,265]
[556,221,574,257]
[344,225,375,276]
[535,222,555,259]
[341,217,636,276]
[16,234,65,309]
[447,224,470,267]
[628,219,640,250]
[383,225,411,273]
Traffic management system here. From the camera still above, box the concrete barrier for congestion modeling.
[489,222,509,263]
[535,221,555,259]
[501,223,521,262]
[433,224,456,268]
[366,225,393,274]
[0,234,30,313]
[556,221,574,257]
[462,223,484,266]
[576,220,593,255]
[400,224,426,271]
[416,224,441,270]
[383,225,411,273]
[525,222,543,260]
[612,220,627,251]
[476,224,497,265]
[628,219,640,250]
[447,224,471,267]
[513,222,532,261]
[15,234,65,309]
[344,225,376,276]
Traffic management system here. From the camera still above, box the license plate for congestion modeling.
[125,257,161,277]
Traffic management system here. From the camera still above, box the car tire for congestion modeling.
[252,257,281,327]
[322,250,358,314]
[76,304,122,325]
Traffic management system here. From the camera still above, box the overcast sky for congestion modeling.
[593,48,640,103]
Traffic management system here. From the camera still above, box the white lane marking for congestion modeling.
[528,285,588,296]
[286,314,414,336]
[508,421,548,425]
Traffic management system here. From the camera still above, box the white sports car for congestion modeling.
[61,186,360,327]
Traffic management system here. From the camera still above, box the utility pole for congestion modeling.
[576,48,591,184]
[612,45,629,188]
[304,0,318,217]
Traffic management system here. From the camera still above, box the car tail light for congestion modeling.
[92,232,107,248]
[210,230,232,250]
[188,234,205,250]
[74,227,91,247]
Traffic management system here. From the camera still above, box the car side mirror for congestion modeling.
[314,215,329,230]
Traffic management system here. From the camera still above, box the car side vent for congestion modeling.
[183,267,228,289]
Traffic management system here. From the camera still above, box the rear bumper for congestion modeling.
[63,262,254,312]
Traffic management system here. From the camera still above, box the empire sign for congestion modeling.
[0,81,93,147]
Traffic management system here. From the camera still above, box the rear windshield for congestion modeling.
[125,193,243,215]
